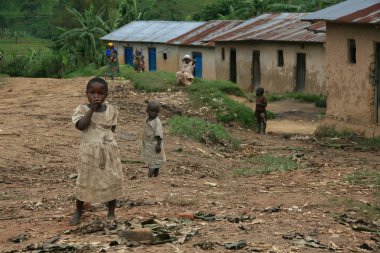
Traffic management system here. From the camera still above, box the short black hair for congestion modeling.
[256,87,264,96]
[86,77,108,92]
[147,100,160,110]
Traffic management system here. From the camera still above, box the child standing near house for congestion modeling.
[142,101,166,177]
[255,87,267,134]
[70,77,124,225]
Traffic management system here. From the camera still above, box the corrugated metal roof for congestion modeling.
[100,21,205,43]
[209,13,325,43]
[303,0,380,24]
[168,20,243,47]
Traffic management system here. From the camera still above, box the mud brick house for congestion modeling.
[167,20,242,80]
[304,0,380,136]
[208,13,327,95]
[100,21,204,72]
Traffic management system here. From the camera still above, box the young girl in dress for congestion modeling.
[70,77,124,225]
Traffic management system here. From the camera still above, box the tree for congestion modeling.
[20,0,41,21]
[57,5,110,67]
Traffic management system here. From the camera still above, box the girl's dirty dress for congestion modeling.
[72,103,124,203]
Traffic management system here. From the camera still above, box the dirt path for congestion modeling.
[0,77,379,253]
[230,95,325,135]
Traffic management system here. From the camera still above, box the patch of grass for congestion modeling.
[235,154,301,176]
[325,197,380,221]
[121,159,144,164]
[63,64,107,79]
[121,66,178,92]
[0,37,51,56]
[345,169,380,188]
[315,126,356,138]
[169,116,239,148]
[356,136,380,149]
[266,92,326,107]
[189,79,255,128]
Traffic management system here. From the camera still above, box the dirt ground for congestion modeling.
[0,77,379,253]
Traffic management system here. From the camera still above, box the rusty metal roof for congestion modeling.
[168,20,243,47]
[303,0,380,24]
[100,21,205,43]
[209,13,326,43]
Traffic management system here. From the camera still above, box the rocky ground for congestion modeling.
[0,77,379,253]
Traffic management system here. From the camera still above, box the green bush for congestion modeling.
[315,96,327,108]
[315,126,356,138]
[169,116,239,148]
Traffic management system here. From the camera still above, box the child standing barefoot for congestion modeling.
[142,101,166,177]
[70,77,124,225]
[255,87,267,134]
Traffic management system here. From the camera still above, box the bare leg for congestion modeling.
[107,199,116,220]
[148,168,155,178]
[69,199,84,225]
[153,168,160,177]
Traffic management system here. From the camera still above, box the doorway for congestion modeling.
[296,53,306,92]
[124,47,133,66]
[192,52,202,78]
[148,47,156,72]
[251,50,261,91]
[230,49,237,83]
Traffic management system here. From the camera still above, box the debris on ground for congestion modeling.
[282,232,328,249]
[8,233,28,243]
[224,240,247,250]
[193,241,216,250]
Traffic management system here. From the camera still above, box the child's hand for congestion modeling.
[155,144,161,153]
[90,100,102,111]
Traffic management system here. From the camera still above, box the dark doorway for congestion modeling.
[251,50,261,91]
[296,53,306,92]
[148,47,156,72]
[375,43,380,123]
[124,47,133,66]
[230,49,237,83]
[192,52,202,78]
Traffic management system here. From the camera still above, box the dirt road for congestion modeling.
[0,77,379,252]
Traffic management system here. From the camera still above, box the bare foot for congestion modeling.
[69,212,82,226]
[107,212,115,220]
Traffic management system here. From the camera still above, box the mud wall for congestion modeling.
[214,41,326,95]
[113,42,179,72]
[178,46,216,80]
[325,23,380,128]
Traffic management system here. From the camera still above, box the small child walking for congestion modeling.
[70,77,124,225]
[142,101,166,177]
[255,87,267,134]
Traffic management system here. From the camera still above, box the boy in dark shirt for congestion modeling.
[255,87,267,134]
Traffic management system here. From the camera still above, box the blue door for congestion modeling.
[192,52,202,78]
[148,48,156,72]
[124,47,133,66]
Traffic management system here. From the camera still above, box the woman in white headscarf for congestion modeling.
[176,55,196,86]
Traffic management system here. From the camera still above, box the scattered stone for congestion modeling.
[204,182,218,187]
[177,212,195,221]
[262,206,282,213]
[224,240,247,250]
[119,228,153,242]
[194,212,216,221]
[282,232,328,249]
[194,241,216,250]
[8,233,28,243]
[68,173,78,179]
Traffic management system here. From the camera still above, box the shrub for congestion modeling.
[267,92,324,104]
[169,116,239,148]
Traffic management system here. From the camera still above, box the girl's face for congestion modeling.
[86,82,108,104]
[184,58,191,64]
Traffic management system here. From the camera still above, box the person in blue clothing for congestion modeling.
[105,43,120,80]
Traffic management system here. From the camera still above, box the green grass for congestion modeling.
[235,154,301,176]
[169,116,239,148]
[345,169,380,188]
[315,126,356,138]
[265,92,327,107]
[63,64,107,79]
[121,66,178,92]
[189,79,255,128]
[0,37,51,55]
[356,136,380,149]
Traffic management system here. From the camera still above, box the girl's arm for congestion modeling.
[75,102,100,130]
[155,136,162,153]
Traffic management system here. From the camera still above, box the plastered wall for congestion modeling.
[215,41,326,95]
[325,23,380,126]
